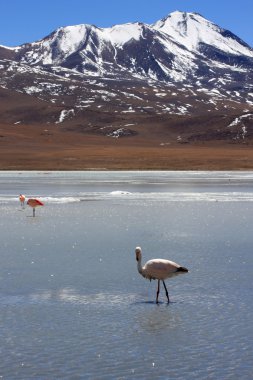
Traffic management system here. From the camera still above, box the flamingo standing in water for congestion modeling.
[19,194,25,208]
[135,246,188,303]
[27,198,44,217]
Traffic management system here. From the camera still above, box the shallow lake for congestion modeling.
[0,171,253,379]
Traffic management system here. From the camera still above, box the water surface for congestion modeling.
[0,171,252,379]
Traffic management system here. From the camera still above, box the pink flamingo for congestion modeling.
[19,194,25,208]
[135,246,188,303]
[27,198,44,217]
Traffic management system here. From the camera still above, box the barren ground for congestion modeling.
[1,122,253,170]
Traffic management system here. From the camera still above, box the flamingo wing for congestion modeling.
[27,198,44,207]
[35,199,44,206]
[144,259,181,280]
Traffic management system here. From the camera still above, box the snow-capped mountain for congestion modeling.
[1,11,253,143]
[10,11,253,83]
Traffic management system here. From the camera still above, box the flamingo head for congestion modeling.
[135,246,142,261]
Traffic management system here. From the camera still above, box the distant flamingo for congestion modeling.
[135,246,188,303]
[19,194,25,208]
[27,198,44,217]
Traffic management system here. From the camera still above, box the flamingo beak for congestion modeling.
[136,252,139,261]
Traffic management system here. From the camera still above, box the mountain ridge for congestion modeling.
[1,11,253,170]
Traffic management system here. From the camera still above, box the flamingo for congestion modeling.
[135,246,188,304]
[19,194,25,208]
[27,198,44,217]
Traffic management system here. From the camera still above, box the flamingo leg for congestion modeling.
[156,280,160,303]
[162,280,170,303]
[33,208,35,217]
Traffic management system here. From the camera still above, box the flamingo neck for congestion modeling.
[137,257,144,275]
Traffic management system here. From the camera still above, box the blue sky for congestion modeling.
[1,0,252,47]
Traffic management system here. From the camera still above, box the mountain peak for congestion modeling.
[153,11,253,56]
[104,22,145,46]
[158,11,206,24]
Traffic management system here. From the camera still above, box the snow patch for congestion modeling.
[105,23,143,46]
[24,86,42,95]
[56,109,75,124]
[121,106,135,113]
[228,114,253,128]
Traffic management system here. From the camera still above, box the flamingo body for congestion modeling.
[135,246,188,303]
[19,194,25,202]
[19,194,25,207]
[27,198,44,216]
[27,199,44,207]
[142,258,185,280]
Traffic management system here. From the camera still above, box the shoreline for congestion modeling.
[1,146,253,171]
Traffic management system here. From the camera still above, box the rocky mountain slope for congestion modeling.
[0,11,253,145]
